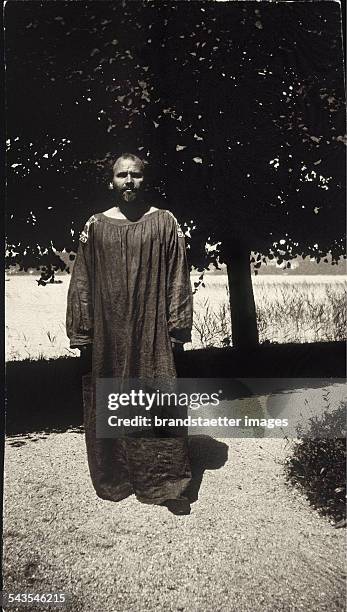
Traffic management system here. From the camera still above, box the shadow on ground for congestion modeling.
[186,436,229,503]
[6,341,345,436]
[178,340,346,378]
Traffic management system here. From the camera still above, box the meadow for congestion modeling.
[193,275,347,348]
[5,274,347,361]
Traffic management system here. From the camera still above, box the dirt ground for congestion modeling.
[3,432,346,612]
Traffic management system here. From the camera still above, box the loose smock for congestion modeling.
[66,209,193,504]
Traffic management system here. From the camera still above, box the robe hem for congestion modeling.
[134,477,191,505]
[93,483,134,502]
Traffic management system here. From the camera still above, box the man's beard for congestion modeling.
[115,190,150,221]
[122,189,137,203]
[116,188,146,207]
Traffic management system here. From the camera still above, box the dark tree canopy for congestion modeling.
[5,1,346,276]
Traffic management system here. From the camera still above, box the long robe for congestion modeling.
[66,208,193,504]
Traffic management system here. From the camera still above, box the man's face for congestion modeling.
[112,157,145,204]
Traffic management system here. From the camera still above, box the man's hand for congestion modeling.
[171,339,184,353]
[79,344,92,374]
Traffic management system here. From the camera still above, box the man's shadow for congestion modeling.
[185,435,229,503]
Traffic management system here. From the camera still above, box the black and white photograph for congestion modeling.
[4,1,347,611]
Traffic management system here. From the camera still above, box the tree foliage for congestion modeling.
[6,1,345,276]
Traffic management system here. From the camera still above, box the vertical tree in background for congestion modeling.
[144,2,345,347]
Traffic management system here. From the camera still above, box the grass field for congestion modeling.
[193,275,347,348]
[5,274,346,360]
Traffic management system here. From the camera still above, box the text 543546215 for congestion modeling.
[1,592,70,607]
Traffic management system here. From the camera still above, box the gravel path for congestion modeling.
[3,432,346,612]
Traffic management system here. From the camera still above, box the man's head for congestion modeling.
[111,153,145,204]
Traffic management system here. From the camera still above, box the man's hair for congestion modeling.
[112,153,146,173]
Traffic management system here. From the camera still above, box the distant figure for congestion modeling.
[66,153,193,514]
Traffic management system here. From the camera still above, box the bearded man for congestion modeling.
[66,153,193,514]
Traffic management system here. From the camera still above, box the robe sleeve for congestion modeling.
[66,216,95,349]
[166,213,193,344]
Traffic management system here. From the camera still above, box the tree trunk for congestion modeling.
[226,250,259,349]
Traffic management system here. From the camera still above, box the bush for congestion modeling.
[285,401,346,524]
